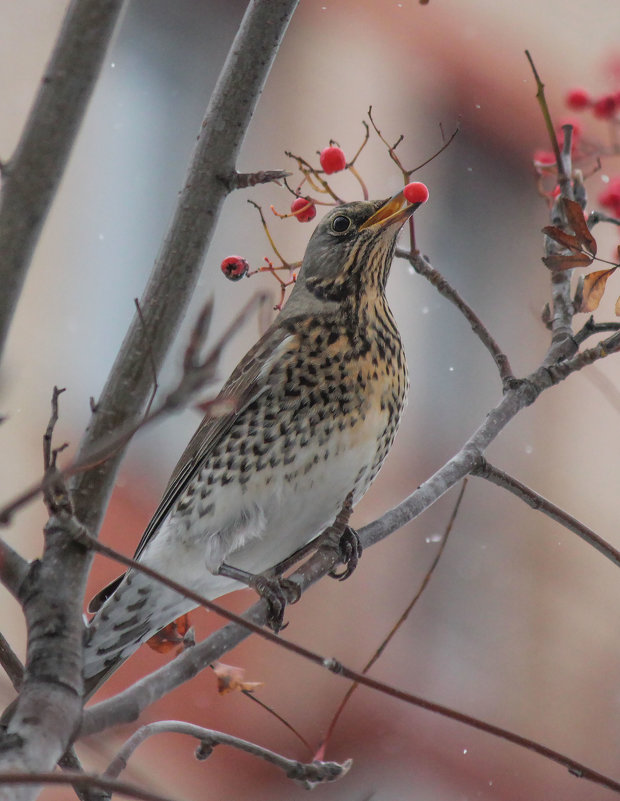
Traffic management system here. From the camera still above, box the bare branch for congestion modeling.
[0,4,300,793]
[0,293,267,527]
[227,169,291,190]
[397,249,514,384]
[103,720,351,789]
[0,772,180,801]
[318,480,468,758]
[0,538,29,601]
[69,0,300,541]
[0,633,23,692]
[80,562,620,797]
[0,0,124,362]
[472,460,620,567]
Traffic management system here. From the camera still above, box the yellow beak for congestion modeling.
[359,189,418,230]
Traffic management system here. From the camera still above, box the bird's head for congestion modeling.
[283,189,423,317]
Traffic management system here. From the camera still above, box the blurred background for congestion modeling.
[1,1,620,799]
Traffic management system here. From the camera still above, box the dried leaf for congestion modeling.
[212,661,264,695]
[147,613,191,653]
[579,267,617,313]
[542,225,582,253]
[562,197,597,256]
[543,252,593,271]
[615,295,620,316]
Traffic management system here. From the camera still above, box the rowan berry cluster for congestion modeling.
[565,87,620,119]
[220,117,430,310]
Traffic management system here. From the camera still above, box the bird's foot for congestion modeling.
[217,563,300,633]
[250,574,301,633]
[325,525,362,581]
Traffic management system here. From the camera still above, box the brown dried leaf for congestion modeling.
[543,253,593,271]
[579,267,617,313]
[562,197,597,256]
[212,661,264,695]
[615,295,620,316]
[146,613,191,653]
[542,225,582,253]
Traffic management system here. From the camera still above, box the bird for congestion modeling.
[83,188,423,697]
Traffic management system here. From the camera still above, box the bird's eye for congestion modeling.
[331,215,351,233]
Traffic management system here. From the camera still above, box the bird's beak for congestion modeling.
[359,189,419,231]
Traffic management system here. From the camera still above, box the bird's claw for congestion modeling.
[250,575,300,633]
[328,525,362,581]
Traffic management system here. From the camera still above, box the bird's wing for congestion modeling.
[88,321,300,613]
[136,322,299,558]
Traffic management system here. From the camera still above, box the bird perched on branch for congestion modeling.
[84,188,424,696]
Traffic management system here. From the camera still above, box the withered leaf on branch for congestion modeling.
[542,225,582,253]
[615,294,620,317]
[147,613,191,653]
[212,661,264,695]
[542,252,594,271]
[562,197,597,257]
[579,267,617,313]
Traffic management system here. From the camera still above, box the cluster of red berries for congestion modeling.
[566,87,620,120]
[287,146,348,224]
[220,136,431,283]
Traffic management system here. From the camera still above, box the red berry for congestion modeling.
[220,255,249,281]
[565,88,590,110]
[290,197,316,222]
[533,150,556,168]
[319,146,347,174]
[403,181,429,204]
[592,94,617,119]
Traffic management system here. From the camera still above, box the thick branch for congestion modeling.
[0,538,29,600]
[81,329,620,735]
[0,0,124,362]
[0,3,299,796]
[0,634,23,692]
[70,0,299,538]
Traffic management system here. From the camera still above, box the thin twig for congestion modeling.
[406,123,460,176]
[397,249,514,384]
[80,554,620,798]
[0,293,269,527]
[239,690,314,754]
[0,773,180,801]
[473,460,620,567]
[317,480,468,758]
[103,720,351,789]
[525,50,565,183]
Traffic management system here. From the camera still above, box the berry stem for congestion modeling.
[248,200,291,267]
[285,151,344,203]
[347,164,368,200]
[347,120,370,167]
